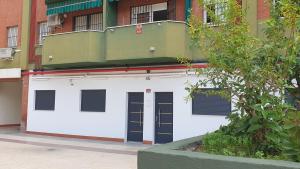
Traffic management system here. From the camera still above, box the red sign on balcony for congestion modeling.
[136,24,143,34]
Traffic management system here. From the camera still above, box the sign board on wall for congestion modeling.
[0,68,21,79]
[136,24,143,34]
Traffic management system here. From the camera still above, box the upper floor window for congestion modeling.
[38,22,50,45]
[7,26,18,48]
[203,1,227,25]
[74,13,103,31]
[131,2,176,24]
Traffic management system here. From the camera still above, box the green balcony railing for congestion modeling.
[0,50,22,69]
[41,21,203,68]
[105,21,202,64]
[42,31,105,68]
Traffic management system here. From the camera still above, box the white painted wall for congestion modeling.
[27,72,229,142]
[0,81,21,125]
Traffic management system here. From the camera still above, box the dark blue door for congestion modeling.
[127,92,144,142]
[155,92,173,144]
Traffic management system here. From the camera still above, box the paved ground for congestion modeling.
[0,127,150,169]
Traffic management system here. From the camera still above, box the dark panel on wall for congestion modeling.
[81,90,106,112]
[35,90,56,110]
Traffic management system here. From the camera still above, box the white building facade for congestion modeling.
[26,67,231,144]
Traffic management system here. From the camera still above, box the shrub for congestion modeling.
[186,0,300,162]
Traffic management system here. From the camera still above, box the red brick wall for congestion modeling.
[176,0,185,21]
[257,0,270,20]
[0,0,23,48]
[36,0,48,23]
[117,0,185,26]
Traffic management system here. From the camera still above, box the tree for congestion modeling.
[184,0,300,160]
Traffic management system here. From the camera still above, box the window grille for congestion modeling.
[7,26,18,48]
[74,13,103,31]
[38,22,50,44]
[74,15,88,31]
[90,13,103,30]
[131,5,152,24]
[130,1,176,24]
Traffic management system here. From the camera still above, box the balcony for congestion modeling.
[105,21,200,65]
[41,21,203,68]
[42,31,105,68]
[0,50,22,69]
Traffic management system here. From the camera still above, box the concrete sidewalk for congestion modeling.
[0,127,150,169]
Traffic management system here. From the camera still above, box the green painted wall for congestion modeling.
[0,52,22,69]
[35,45,43,56]
[42,31,105,66]
[243,0,258,36]
[106,22,188,61]
[42,21,204,68]
[20,0,31,70]
[138,136,300,169]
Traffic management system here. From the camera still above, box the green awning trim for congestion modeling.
[46,0,65,4]
[47,0,102,15]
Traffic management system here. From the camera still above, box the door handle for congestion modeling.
[140,109,142,127]
[158,109,161,128]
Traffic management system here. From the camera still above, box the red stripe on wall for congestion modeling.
[26,131,125,143]
[22,64,208,76]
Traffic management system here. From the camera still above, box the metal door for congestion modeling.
[155,92,173,144]
[127,92,144,142]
